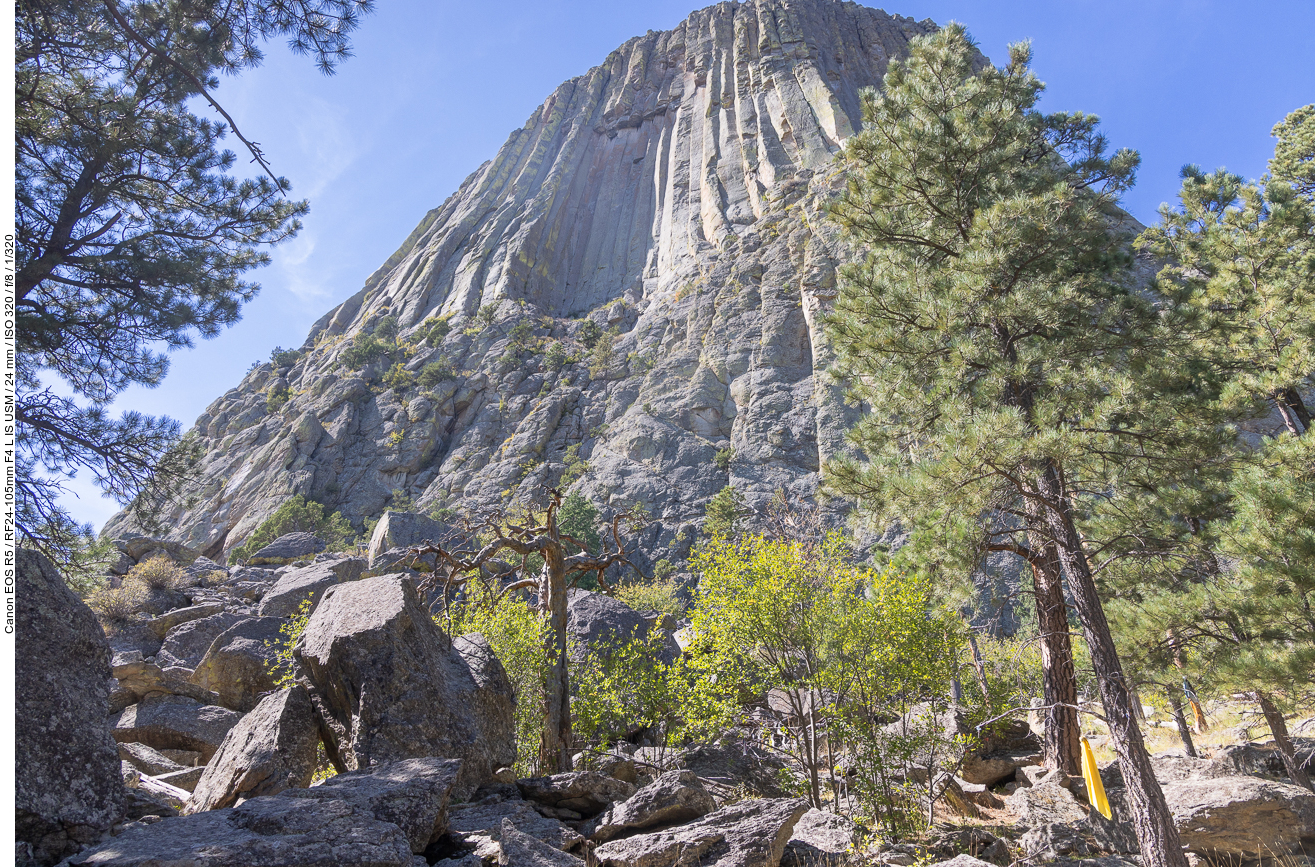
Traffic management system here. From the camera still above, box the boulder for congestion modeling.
[593,798,810,867]
[927,858,997,867]
[118,537,202,566]
[1162,775,1315,858]
[15,549,126,866]
[445,798,585,860]
[1004,776,1088,825]
[585,770,716,842]
[568,589,679,663]
[183,556,227,582]
[154,612,245,670]
[497,819,586,867]
[246,532,327,565]
[69,757,461,865]
[189,616,283,712]
[293,573,514,796]
[453,633,518,772]
[145,602,226,639]
[108,651,220,713]
[118,742,186,777]
[518,771,637,817]
[104,623,162,659]
[64,791,418,866]
[257,556,366,618]
[154,767,206,793]
[188,686,320,812]
[681,735,793,800]
[780,808,859,867]
[284,757,462,854]
[110,694,242,763]
[367,510,457,569]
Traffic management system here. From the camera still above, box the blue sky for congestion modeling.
[60,0,1315,529]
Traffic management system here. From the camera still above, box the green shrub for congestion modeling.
[266,383,291,413]
[417,358,455,387]
[382,362,414,392]
[269,346,301,368]
[557,492,600,555]
[588,330,616,378]
[127,556,185,591]
[614,577,685,618]
[89,579,150,629]
[703,485,747,539]
[374,314,399,341]
[509,320,534,350]
[713,446,735,472]
[475,303,497,327]
[229,495,357,563]
[579,319,601,348]
[342,332,390,369]
[560,443,588,487]
[544,340,568,369]
[422,313,453,345]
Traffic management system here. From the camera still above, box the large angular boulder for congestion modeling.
[109,651,219,713]
[681,735,793,801]
[567,590,679,663]
[257,556,366,618]
[68,757,462,866]
[144,602,226,639]
[593,798,810,867]
[246,532,327,566]
[110,694,242,763]
[453,633,517,769]
[188,686,320,812]
[780,808,860,867]
[189,615,283,711]
[497,820,586,867]
[518,771,637,818]
[117,742,187,777]
[367,510,456,569]
[16,549,125,866]
[1163,776,1315,858]
[445,799,585,861]
[293,574,515,796]
[118,536,202,566]
[585,770,716,842]
[153,612,245,669]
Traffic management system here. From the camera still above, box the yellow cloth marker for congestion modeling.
[1080,737,1112,819]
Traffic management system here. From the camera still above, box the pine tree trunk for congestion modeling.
[1256,692,1314,791]
[1038,463,1189,867]
[1164,686,1197,758]
[1027,532,1083,776]
[541,545,573,773]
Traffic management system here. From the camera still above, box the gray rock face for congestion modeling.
[780,808,859,867]
[16,549,125,866]
[189,686,320,812]
[452,633,518,769]
[110,695,242,763]
[154,612,245,669]
[593,797,810,867]
[497,820,586,867]
[102,0,942,568]
[1162,776,1315,858]
[518,771,638,817]
[189,616,283,711]
[145,602,227,638]
[118,742,187,777]
[257,556,365,618]
[293,574,514,796]
[246,532,327,565]
[368,510,456,569]
[586,769,716,842]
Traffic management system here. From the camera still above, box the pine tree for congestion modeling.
[15,0,372,561]
[827,25,1197,864]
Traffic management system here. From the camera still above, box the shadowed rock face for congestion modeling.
[105,0,941,563]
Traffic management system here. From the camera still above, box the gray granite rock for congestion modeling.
[1162,775,1315,858]
[293,574,514,797]
[145,602,226,639]
[109,651,219,713]
[189,616,283,712]
[593,797,810,867]
[780,808,859,867]
[586,770,715,842]
[518,771,637,817]
[497,819,586,867]
[257,556,366,618]
[154,612,246,670]
[188,686,319,812]
[110,695,242,763]
[445,799,584,861]
[247,532,326,566]
[117,742,186,777]
[367,511,457,569]
[16,549,125,866]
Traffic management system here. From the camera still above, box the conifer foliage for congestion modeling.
[15,0,372,560]
[827,25,1193,865]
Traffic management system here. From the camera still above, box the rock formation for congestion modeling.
[103,0,943,566]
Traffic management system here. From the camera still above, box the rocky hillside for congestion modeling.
[104,0,945,563]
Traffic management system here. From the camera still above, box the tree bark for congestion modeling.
[1164,686,1197,758]
[1026,528,1082,776]
[541,537,572,773]
[1038,462,1189,867]
[1256,692,1314,792]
